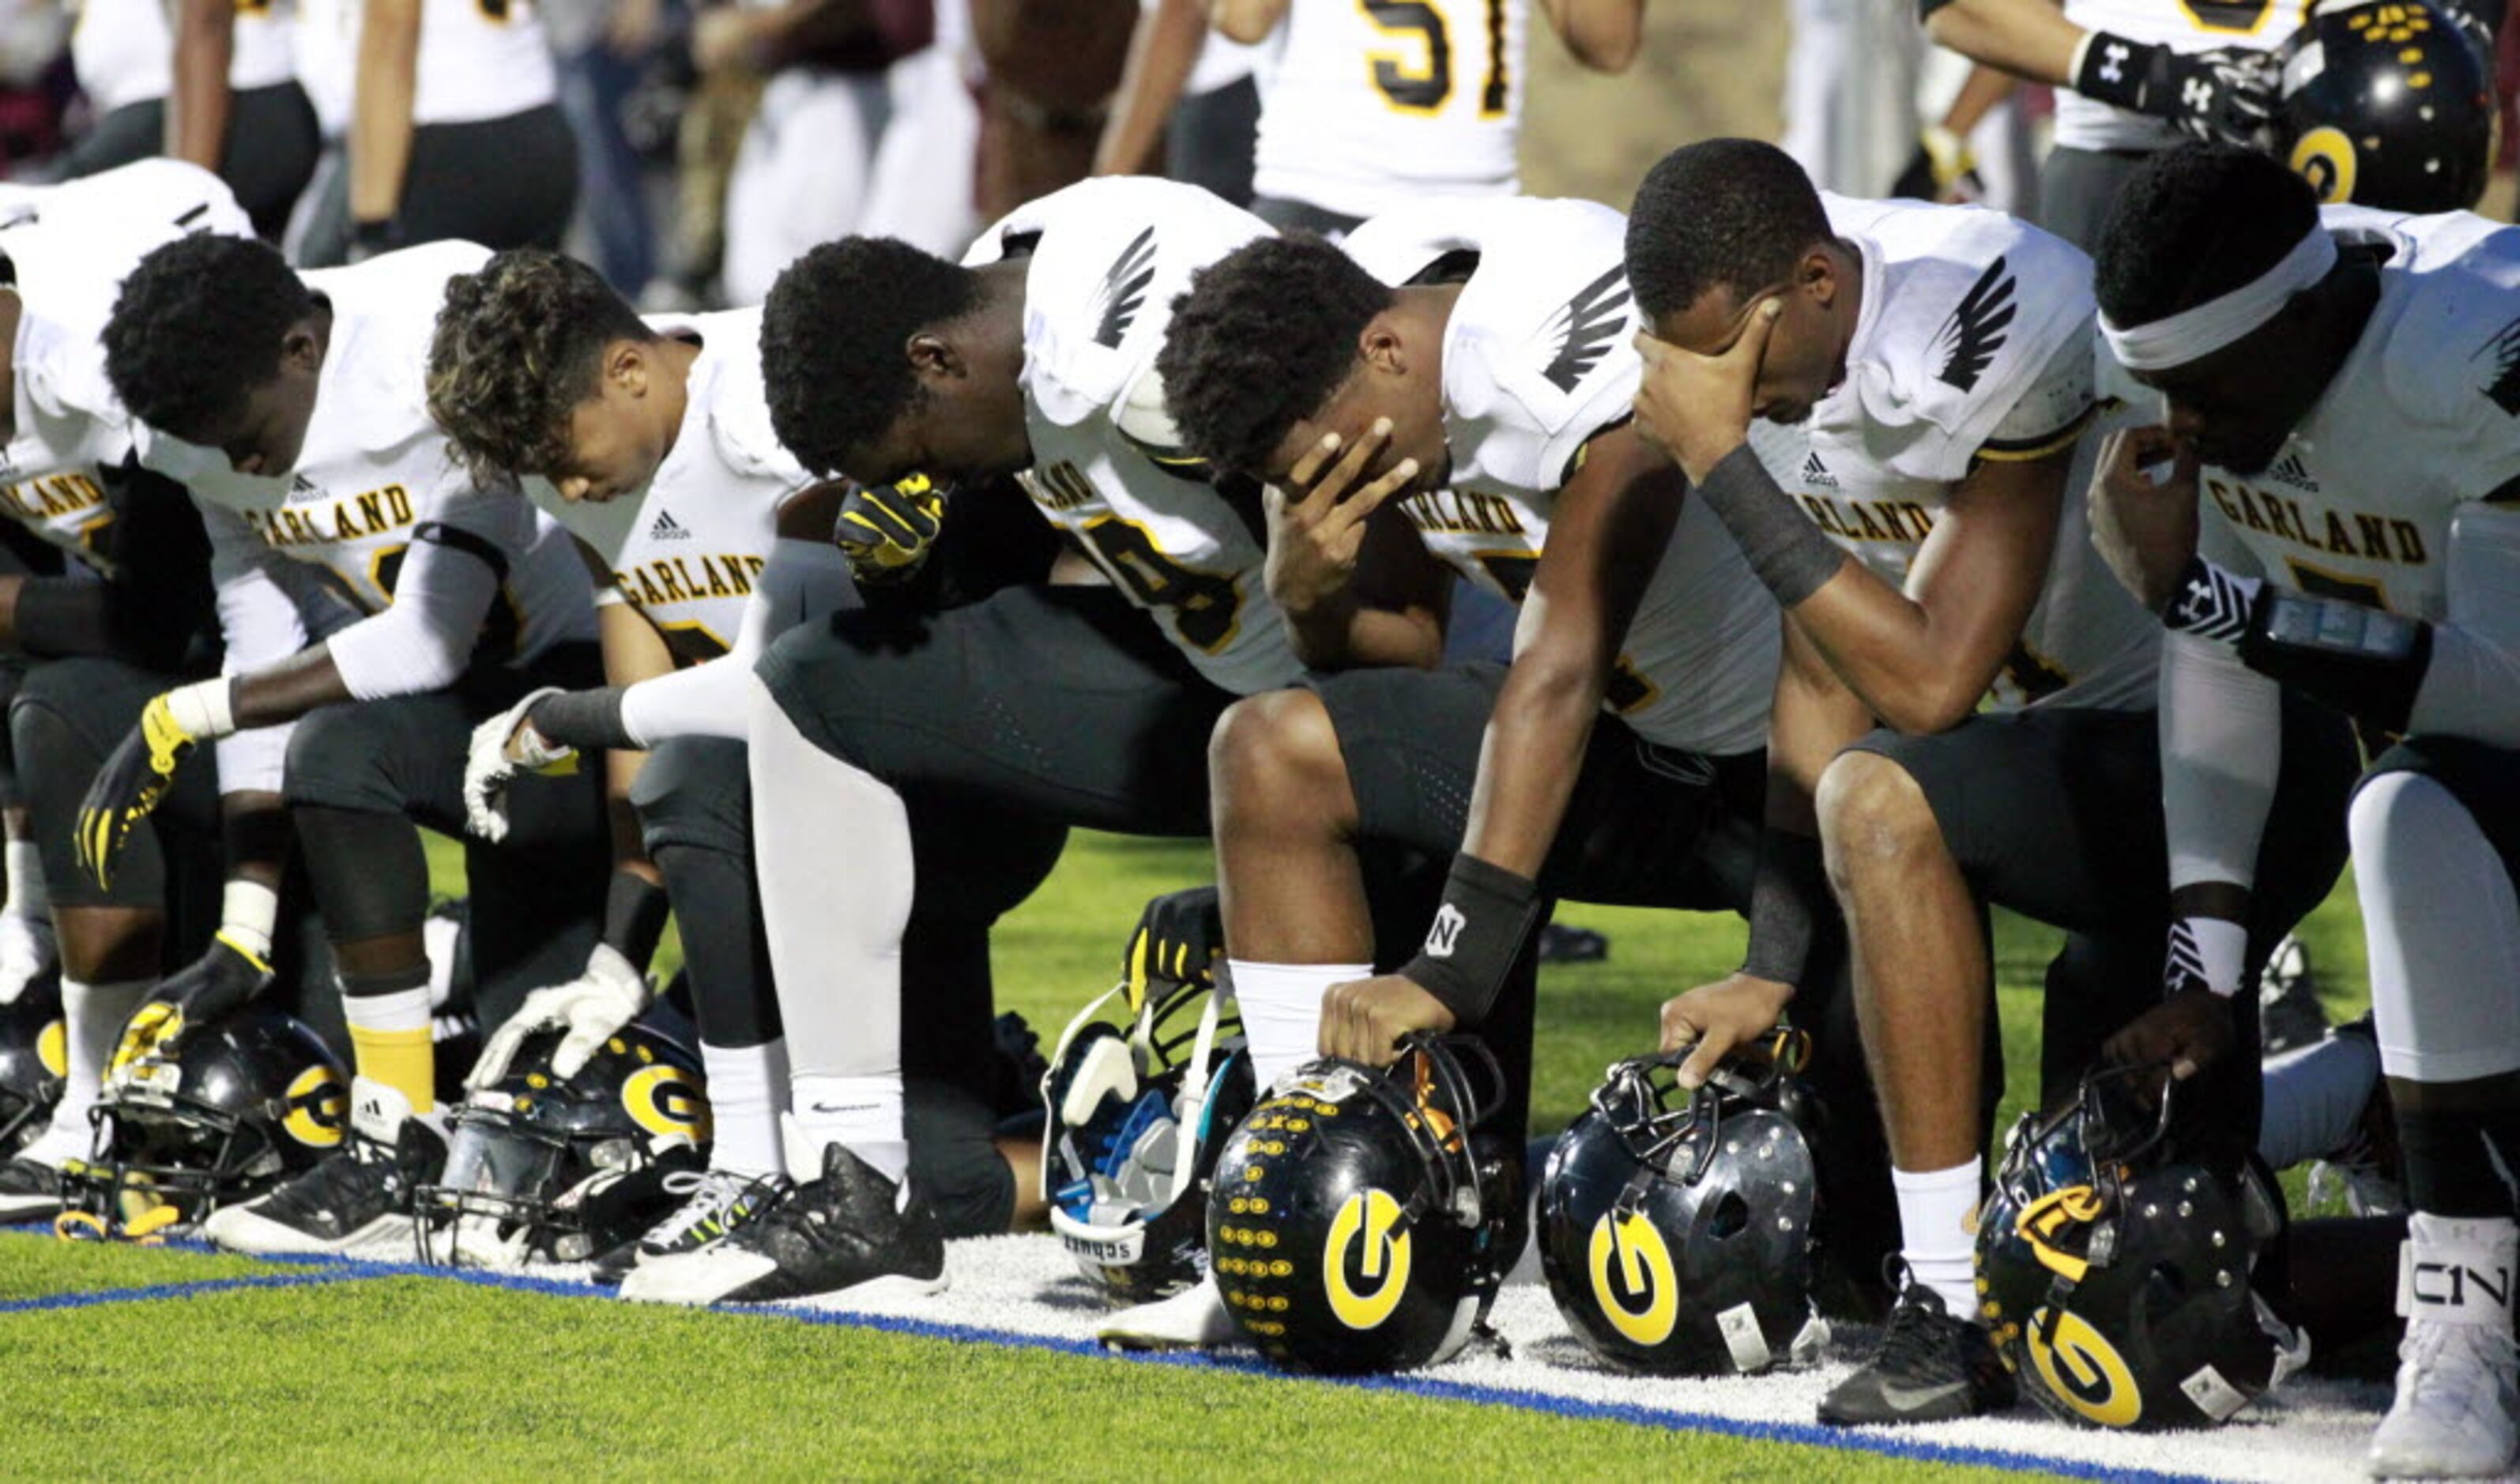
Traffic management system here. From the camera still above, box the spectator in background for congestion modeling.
[64,0,318,238]
[970,0,1132,220]
[1094,0,1265,207]
[545,0,669,294]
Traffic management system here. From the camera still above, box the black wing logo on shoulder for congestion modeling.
[1932,257,2017,394]
[1542,266,1633,394]
[2476,315,2520,416]
[1093,226,1159,350]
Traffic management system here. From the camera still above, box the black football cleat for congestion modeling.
[620,1142,947,1305]
[1818,1274,2016,1426]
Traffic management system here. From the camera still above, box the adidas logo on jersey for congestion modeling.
[1932,258,2016,393]
[1800,452,1837,489]
[649,510,691,541]
[2267,454,2318,493]
[1539,266,1632,394]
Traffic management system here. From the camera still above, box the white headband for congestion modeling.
[2100,226,2338,371]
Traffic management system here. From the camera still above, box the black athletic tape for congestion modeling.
[1693,443,1850,609]
[601,868,671,970]
[412,521,511,579]
[1400,853,1546,1027]
[527,687,638,751]
[1740,828,1828,988]
[2238,585,2432,736]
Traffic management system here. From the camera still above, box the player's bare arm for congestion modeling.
[1539,0,1647,73]
[1211,0,1289,46]
[348,0,423,249]
[166,0,237,171]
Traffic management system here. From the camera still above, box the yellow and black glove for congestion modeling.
[834,473,945,586]
[107,932,273,1087]
[76,680,233,890]
[1124,885,1222,1010]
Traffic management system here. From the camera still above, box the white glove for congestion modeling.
[462,687,574,842]
[465,943,650,1088]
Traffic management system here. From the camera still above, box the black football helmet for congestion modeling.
[1042,973,1255,1307]
[1539,1045,1829,1375]
[55,1001,348,1241]
[416,1022,710,1267]
[0,984,68,1158]
[2280,0,2493,212]
[1208,1036,1522,1375]
[1976,1065,2307,1430]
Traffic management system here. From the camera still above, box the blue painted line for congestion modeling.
[0,1234,2218,1482]
[0,1269,366,1314]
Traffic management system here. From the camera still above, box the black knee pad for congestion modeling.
[906,1077,1016,1238]
[631,737,752,859]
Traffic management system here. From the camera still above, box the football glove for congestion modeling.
[106,932,273,1089]
[75,680,232,891]
[834,474,944,586]
[1889,123,1981,203]
[2074,32,2282,149]
[465,942,650,1088]
[462,687,578,843]
[1124,884,1222,1008]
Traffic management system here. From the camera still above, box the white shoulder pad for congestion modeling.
[1827,195,2096,484]
[303,241,499,454]
[2361,215,2520,435]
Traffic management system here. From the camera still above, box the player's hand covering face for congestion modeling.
[1319,974,1456,1065]
[1263,417,1419,620]
[2086,424,2203,614]
[834,474,947,586]
[1632,297,1782,484]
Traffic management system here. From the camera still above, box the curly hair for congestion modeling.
[427,249,655,482]
[102,235,315,442]
[1155,234,1391,477]
[759,237,981,476]
[1625,138,1833,322]
[2096,143,2321,330]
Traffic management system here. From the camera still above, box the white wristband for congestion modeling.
[164,677,239,741]
[2168,915,2251,999]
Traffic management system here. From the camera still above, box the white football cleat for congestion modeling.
[2367,1218,2519,1479]
[1096,1272,1242,1352]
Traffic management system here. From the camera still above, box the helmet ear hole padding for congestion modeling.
[1708,1189,1750,1241]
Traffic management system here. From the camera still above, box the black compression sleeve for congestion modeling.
[601,868,671,970]
[527,687,638,751]
[1694,444,1851,608]
[1740,827,1830,987]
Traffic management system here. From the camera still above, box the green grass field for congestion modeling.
[0,832,2373,1478]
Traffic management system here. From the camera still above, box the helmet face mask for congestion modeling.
[1977,1066,2307,1431]
[2280,0,2494,213]
[415,1024,710,1268]
[1042,975,1252,1306]
[55,1004,347,1242]
[1207,1035,1520,1375]
[1539,1049,1828,1376]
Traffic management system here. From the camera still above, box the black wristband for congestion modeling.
[12,579,112,659]
[351,217,405,255]
[601,868,671,970]
[2073,30,2165,112]
[1400,853,1546,1027]
[1741,828,1829,986]
[1695,443,1850,608]
[527,687,638,751]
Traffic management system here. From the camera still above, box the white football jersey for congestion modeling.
[525,307,806,665]
[1344,198,1780,757]
[0,162,253,570]
[72,0,298,115]
[318,0,556,126]
[962,178,1301,696]
[137,241,593,664]
[2057,0,2311,152]
[1769,194,2158,712]
[1252,0,1530,220]
[2109,206,2520,625]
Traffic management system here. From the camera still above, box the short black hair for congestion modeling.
[1155,234,1392,476]
[427,249,656,482]
[1626,137,1834,320]
[759,237,981,476]
[103,235,315,441]
[2094,142,2323,329]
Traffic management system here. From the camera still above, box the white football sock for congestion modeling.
[2258,1030,2383,1170]
[51,977,148,1134]
[1893,1157,1983,1316]
[4,838,47,923]
[789,1074,907,1185]
[1230,959,1368,1092]
[700,1037,789,1180]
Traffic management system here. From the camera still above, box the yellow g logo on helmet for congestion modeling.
[36,1017,67,1079]
[2291,126,2360,204]
[623,1064,711,1145]
[1587,1210,1680,1346]
[2027,1306,2144,1429]
[282,1064,348,1148]
[1323,1188,1411,1330]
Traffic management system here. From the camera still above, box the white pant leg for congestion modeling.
[2352,770,2520,1086]
[721,69,884,307]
